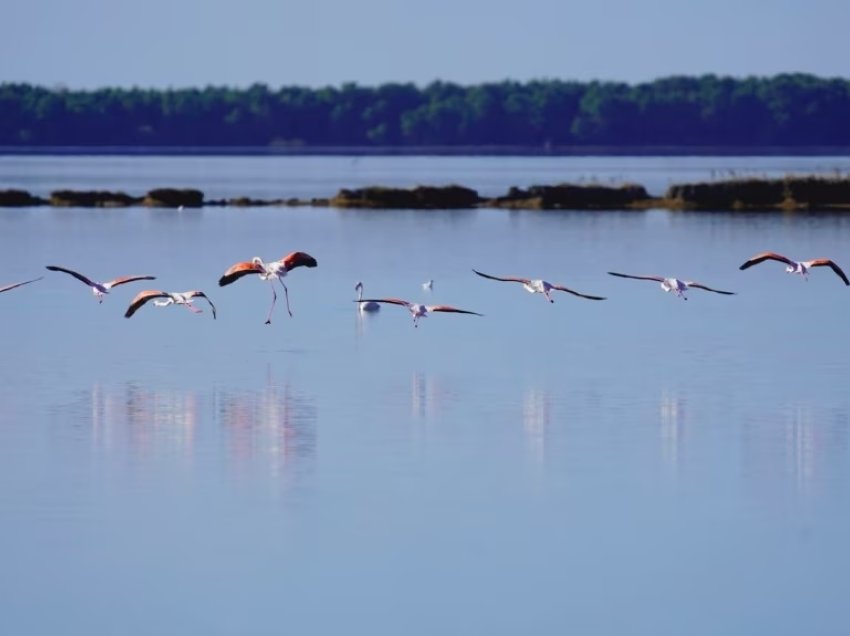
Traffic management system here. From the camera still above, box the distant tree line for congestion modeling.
[1,74,849,147]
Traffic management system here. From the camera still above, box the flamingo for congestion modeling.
[607,272,735,300]
[0,276,43,294]
[218,251,318,324]
[355,282,380,312]
[738,252,849,286]
[124,290,216,319]
[472,269,606,302]
[353,298,482,328]
[45,265,155,303]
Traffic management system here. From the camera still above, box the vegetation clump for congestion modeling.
[331,185,480,208]
[490,183,651,209]
[143,188,204,208]
[49,190,138,207]
[0,189,46,206]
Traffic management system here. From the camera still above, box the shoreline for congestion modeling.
[4,176,850,211]
[3,145,850,157]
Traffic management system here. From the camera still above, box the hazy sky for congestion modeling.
[3,0,849,89]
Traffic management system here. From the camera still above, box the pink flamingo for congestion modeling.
[218,251,318,324]
[125,290,216,319]
[353,297,482,328]
[739,252,849,285]
[46,265,155,303]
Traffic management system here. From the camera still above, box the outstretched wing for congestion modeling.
[685,282,736,295]
[354,298,412,308]
[551,284,606,300]
[0,276,43,294]
[219,261,264,286]
[104,275,157,290]
[738,252,795,270]
[607,272,664,283]
[806,259,850,286]
[472,269,530,284]
[124,290,168,318]
[427,304,483,316]
[189,291,217,319]
[45,265,96,287]
[282,251,318,272]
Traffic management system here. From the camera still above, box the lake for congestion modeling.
[1,156,849,635]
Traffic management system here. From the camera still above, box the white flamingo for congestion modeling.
[353,297,482,328]
[607,272,735,300]
[355,282,380,312]
[739,252,849,286]
[46,265,155,303]
[124,290,216,319]
[218,251,318,324]
[0,276,43,294]
[472,269,606,302]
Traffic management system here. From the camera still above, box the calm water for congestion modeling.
[2,157,850,635]
[3,154,850,198]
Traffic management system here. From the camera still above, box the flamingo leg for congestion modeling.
[182,303,202,314]
[265,284,278,325]
[282,282,293,317]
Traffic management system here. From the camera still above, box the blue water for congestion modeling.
[2,153,850,198]
[1,157,850,635]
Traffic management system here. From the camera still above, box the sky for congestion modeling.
[3,0,849,89]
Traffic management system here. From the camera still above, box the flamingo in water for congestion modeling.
[218,251,318,324]
[124,290,216,319]
[352,297,482,328]
[45,265,155,302]
[0,277,43,294]
[355,282,380,312]
[607,272,735,299]
[738,252,849,286]
[472,269,606,302]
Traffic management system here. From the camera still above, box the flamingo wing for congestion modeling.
[218,261,264,286]
[354,298,412,308]
[104,275,157,290]
[551,284,606,300]
[805,259,850,285]
[189,291,217,319]
[282,251,318,271]
[472,269,530,284]
[685,281,736,295]
[607,272,665,283]
[0,276,43,294]
[426,304,483,316]
[45,265,97,287]
[738,252,795,270]
[124,290,168,318]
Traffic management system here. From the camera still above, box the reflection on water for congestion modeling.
[80,377,317,486]
[743,404,849,501]
[523,387,551,467]
[411,372,446,419]
[659,389,686,476]
[90,383,199,462]
[216,378,317,484]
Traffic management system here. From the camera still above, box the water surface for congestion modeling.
[1,158,849,635]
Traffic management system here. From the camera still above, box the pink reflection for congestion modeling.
[216,379,316,482]
[90,382,198,462]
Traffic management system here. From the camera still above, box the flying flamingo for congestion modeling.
[472,269,606,302]
[607,272,735,300]
[218,251,318,324]
[738,252,849,286]
[124,290,216,319]
[45,265,155,303]
[355,282,380,312]
[0,276,43,294]
[352,298,482,328]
